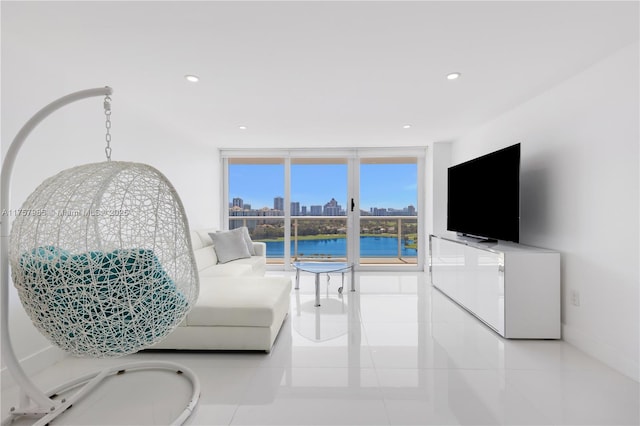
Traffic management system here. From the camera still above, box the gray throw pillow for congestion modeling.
[239,226,256,256]
[209,229,251,264]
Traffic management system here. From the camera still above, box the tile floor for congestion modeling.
[2,271,638,425]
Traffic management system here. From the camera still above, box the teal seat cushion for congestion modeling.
[15,246,187,357]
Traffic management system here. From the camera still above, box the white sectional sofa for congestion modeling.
[151,228,291,352]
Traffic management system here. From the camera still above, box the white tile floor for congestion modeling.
[2,271,639,425]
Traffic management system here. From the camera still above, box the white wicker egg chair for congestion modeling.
[1,87,200,426]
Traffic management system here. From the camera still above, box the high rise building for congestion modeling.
[291,202,300,216]
[310,205,323,215]
[371,207,388,216]
[232,197,243,209]
[323,198,342,216]
[274,196,284,211]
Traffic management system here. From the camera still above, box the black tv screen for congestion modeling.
[447,143,520,243]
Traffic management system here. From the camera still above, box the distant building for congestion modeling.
[301,206,307,215]
[229,206,245,216]
[259,206,279,216]
[371,207,388,216]
[310,205,323,215]
[324,198,343,216]
[274,197,284,211]
[368,205,417,216]
[291,202,300,216]
[232,197,243,209]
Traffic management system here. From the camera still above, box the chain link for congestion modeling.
[104,95,112,161]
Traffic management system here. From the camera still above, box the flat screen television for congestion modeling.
[447,143,520,243]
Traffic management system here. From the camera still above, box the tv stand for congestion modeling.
[429,234,560,339]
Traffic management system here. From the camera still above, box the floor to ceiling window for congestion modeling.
[222,149,425,271]
[358,157,418,266]
[227,157,285,259]
[290,158,348,262]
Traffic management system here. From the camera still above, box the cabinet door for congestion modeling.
[430,237,463,303]
[468,247,504,335]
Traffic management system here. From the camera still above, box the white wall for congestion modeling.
[431,142,452,237]
[450,42,639,381]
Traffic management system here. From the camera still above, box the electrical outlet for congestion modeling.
[571,290,581,307]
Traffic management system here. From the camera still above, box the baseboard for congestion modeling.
[562,323,639,382]
[1,345,67,390]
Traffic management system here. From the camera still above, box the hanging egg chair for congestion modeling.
[1,87,200,426]
[9,161,199,357]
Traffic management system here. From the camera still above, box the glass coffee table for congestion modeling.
[293,262,354,307]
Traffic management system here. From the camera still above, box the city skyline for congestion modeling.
[230,195,417,216]
[229,163,418,211]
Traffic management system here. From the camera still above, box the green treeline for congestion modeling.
[249,219,418,245]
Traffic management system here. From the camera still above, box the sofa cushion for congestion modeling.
[227,256,266,275]
[198,262,252,277]
[252,242,266,257]
[195,229,217,248]
[239,226,256,256]
[187,277,292,327]
[193,246,218,270]
[190,230,205,250]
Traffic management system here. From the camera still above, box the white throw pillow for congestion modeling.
[209,229,251,264]
[239,226,256,256]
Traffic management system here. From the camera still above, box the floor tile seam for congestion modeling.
[380,396,557,426]
[356,293,421,297]
[358,321,436,326]
[226,364,265,426]
[371,366,504,373]
[226,402,241,426]
[264,388,387,402]
[497,366,617,372]
[252,366,381,373]
[437,365,573,425]
[377,366,610,371]
[378,396,404,426]
[238,366,387,401]
[232,388,389,409]
[491,374,561,426]
[369,366,589,373]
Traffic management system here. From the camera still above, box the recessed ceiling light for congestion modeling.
[403,124,412,129]
[185,74,200,83]
[447,72,461,80]
[238,125,248,130]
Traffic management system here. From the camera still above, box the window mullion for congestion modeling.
[284,157,291,269]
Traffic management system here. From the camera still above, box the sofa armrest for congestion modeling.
[252,241,267,257]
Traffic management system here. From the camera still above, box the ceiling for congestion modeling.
[2,1,638,150]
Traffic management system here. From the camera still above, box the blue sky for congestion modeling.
[229,163,417,211]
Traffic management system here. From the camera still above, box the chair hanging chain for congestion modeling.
[104,94,112,161]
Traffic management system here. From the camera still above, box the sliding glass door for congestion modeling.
[290,158,348,262]
[223,149,424,270]
[358,157,418,266]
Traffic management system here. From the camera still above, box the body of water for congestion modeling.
[264,236,417,258]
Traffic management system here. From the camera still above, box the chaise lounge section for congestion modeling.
[151,228,291,352]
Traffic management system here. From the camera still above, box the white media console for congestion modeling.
[429,234,560,339]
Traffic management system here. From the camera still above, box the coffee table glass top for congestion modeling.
[292,261,351,273]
